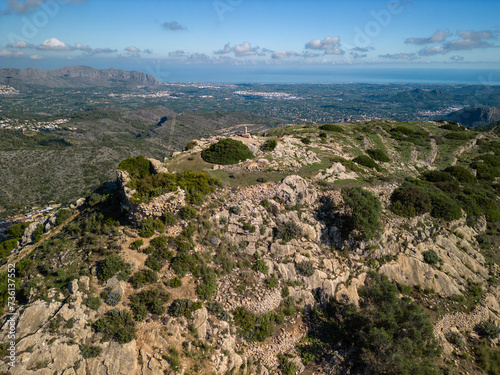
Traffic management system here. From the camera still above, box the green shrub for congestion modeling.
[32,224,44,243]
[352,155,381,171]
[55,209,71,226]
[444,166,476,183]
[233,307,276,342]
[313,273,440,374]
[105,290,122,306]
[475,321,500,340]
[129,289,170,321]
[118,155,153,178]
[343,187,382,240]
[153,219,165,233]
[130,269,158,289]
[475,341,500,375]
[279,355,298,375]
[254,259,269,274]
[0,239,18,258]
[97,254,131,282]
[295,261,315,277]
[366,148,390,162]
[422,170,454,183]
[80,344,102,358]
[86,296,101,310]
[7,222,31,239]
[391,125,415,135]
[127,169,220,205]
[163,211,177,226]
[185,140,197,150]
[423,250,439,265]
[274,221,302,242]
[445,332,464,348]
[201,138,254,165]
[167,277,182,288]
[440,123,465,131]
[445,132,472,140]
[260,139,277,152]
[319,124,343,132]
[390,185,432,218]
[207,301,229,320]
[168,299,202,319]
[139,218,155,238]
[196,272,217,299]
[471,162,499,181]
[265,276,279,289]
[150,235,168,249]
[429,191,462,221]
[130,239,143,250]
[93,309,136,344]
[179,205,197,220]
[301,137,311,144]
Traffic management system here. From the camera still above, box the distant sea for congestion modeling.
[156,66,500,85]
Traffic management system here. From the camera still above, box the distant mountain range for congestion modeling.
[394,88,453,102]
[443,105,500,128]
[0,65,159,88]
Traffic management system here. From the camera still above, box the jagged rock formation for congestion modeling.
[1,120,499,374]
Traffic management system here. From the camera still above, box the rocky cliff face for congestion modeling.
[444,105,500,128]
[0,65,159,88]
[1,120,499,374]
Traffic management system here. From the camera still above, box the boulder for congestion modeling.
[276,175,317,208]
[193,307,209,339]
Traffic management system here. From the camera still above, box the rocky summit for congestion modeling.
[0,119,499,375]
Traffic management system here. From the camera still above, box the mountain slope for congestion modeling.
[443,105,500,128]
[0,119,499,374]
[0,65,159,88]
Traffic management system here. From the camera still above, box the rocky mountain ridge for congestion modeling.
[0,119,499,374]
[0,65,159,88]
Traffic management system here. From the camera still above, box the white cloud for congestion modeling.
[379,53,418,60]
[163,21,186,31]
[143,49,153,54]
[119,53,135,58]
[188,53,210,60]
[0,49,24,57]
[38,38,71,51]
[405,29,450,45]
[305,36,340,50]
[418,29,496,55]
[214,43,232,55]
[271,50,297,59]
[168,50,186,57]
[301,52,320,58]
[450,55,464,62]
[324,48,344,55]
[234,41,258,56]
[350,52,367,59]
[29,54,44,59]
[10,40,31,48]
[5,0,43,14]
[125,46,140,53]
[92,47,117,54]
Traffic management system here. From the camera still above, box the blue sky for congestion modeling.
[0,0,499,82]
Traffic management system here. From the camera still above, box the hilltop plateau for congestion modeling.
[0,119,499,374]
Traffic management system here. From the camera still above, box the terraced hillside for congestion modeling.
[0,120,499,375]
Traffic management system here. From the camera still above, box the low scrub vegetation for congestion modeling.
[201,138,254,165]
